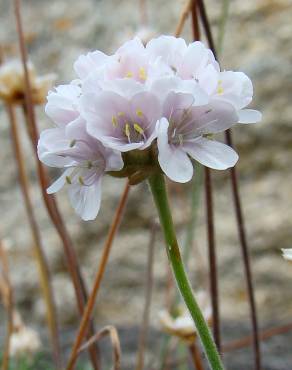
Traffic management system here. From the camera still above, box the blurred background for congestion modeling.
[0,0,292,369]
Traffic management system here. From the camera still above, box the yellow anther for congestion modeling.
[112,115,118,127]
[126,71,133,78]
[133,123,144,135]
[78,176,85,185]
[138,67,147,81]
[124,123,130,138]
[136,109,143,117]
[66,176,72,185]
[69,139,76,148]
[178,134,184,146]
[217,80,224,95]
[118,111,125,117]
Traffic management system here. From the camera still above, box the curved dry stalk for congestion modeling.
[6,103,62,368]
[13,1,100,367]
[175,0,192,37]
[0,242,14,370]
[66,182,130,370]
[196,0,261,368]
[78,326,121,370]
[135,222,157,370]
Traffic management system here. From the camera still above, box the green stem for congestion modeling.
[148,173,224,370]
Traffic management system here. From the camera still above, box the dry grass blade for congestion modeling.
[66,181,130,370]
[196,0,262,368]
[6,103,62,368]
[135,222,158,370]
[13,1,100,367]
[77,326,122,370]
[0,241,14,370]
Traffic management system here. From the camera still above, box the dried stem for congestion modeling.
[196,0,262,368]
[0,242,14,370]
[191,0,200,41]
[189,3,221,351]
[175,0,192,37]
[78,326,122,370]
[135,222,157,370]
[204,168,220,350]
[6,103,62,368]
[189,341,204,370]
[66,182,130,370]
[13,0,100,367]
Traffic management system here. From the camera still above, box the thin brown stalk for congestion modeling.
[0,242,14,370]
[13,1,100,367]
[204,168,220,350]
[135,222,157,370]
[66,181,130,370]
[196,0,261,368]
[189,4,221,351]
[78,326,122,370]
[191,0,200,41]
[6,103,62,368]
[189,341,204,370]
[175,0,192,37]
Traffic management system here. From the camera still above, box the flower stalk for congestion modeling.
[148,172,224,370]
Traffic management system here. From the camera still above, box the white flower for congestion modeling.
[156,91,239,183]
[38,119,123,220]
[82,90,161,152]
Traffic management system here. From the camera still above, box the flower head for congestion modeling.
[0,59,55,104]
[39,35,261,220]
[282,249,292,261]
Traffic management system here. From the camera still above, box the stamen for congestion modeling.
[124,123,131,141]
[133,123,144,135]
[138,67,147,81]
[136,109,143,117]
[78,176,85,185]
[118,111,125,117]
[217,80,224,95]
[125,71,133,78]
[66,176,72,185]
[69,139,76,148]
[87,161,93,169]
[112,115,118,127]
[178,134,184,146]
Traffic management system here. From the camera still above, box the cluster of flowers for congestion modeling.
[38,36,261,220]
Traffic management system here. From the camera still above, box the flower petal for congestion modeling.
[185,137,238,170]
[157,118,193,183]
[47,168,73,194]
[68,178,102,221]
[238,109,262,124]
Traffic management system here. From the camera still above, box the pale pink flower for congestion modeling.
[38,119,123,220]
[82,90,161,152]
[156,92,239,183]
